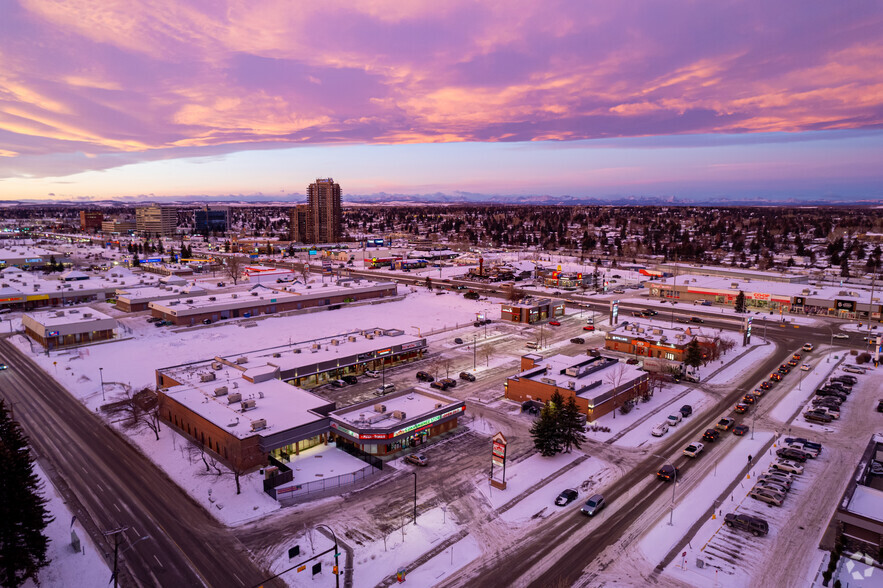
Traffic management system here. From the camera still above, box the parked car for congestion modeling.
[776,447,810,462]
[459,371,476,382]
[832,375,857,385]
[843,366,866,374]
[430,381,449,390]
[716,417,735,431]
[703,429,721,442]
[783,438,822,453]
[757,472,794,488]
[683,442,704,458]
[405,454,428,466]
[679,405,693,417]
[440,378,457,389]
[734,403,749,414]
[342,375,358,385]
[877,399,883,413]
[580,494,606,516]
[331,379,347,388]
[785,442,820,457]
[583,325,595,331]
[815,406,840,419]
[651,422,669,437]
[147,316,161,323]
[804,411,834,423]
[570,337,586,344]
[657,464,679,481]
[749,488,784,506]
[364,369,381,378]
[416,371,434,382]
[725,513,769,536]
[666,413,682,426]
[733,424,749,436]
[374,383,396,396]
[555,489,579,506]
[453,337,464,344]
[771,460,804,475]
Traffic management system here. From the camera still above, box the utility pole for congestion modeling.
[99,367,105,401]
[103,526,128,588]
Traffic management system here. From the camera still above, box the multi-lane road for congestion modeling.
[0,339,275,588]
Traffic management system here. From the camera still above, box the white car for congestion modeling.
[800,364,811,371]
[832,333,849,340]
[666,413,682,427]
[802,343,815,352]
[364,369,381,378]
[771,460,804,475]
[683,442,704,458]
[650,422,669,437]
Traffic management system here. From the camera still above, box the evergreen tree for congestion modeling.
[132,254,141,267]
[684,339,704,371]
[559,395,586,453]
[529,401,561,457]
[734,290,746,314]
[0,400,53,587]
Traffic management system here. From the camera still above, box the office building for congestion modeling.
[304,178,342,243]
[79,210,103,232]
[194,206,230,234]
[101,219,136,234]
[136,206,178,237]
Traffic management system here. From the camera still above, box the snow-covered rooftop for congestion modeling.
[25,307,115,328]
[514,354,646,400]
[658,274,880,303]
[846,484,883,522]
[332,389,458,428]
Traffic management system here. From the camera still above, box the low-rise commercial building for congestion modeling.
[500,297,566,324]
[22,307,117,349]
[505,353,649,420]
[0,246,68,270]
[824,433,883,557]
[115,283,206,312]
[604,322,719,362]
[649,274,882,322]
[148,281,397,326]
[157,359,335,472]
[330,390,465,456]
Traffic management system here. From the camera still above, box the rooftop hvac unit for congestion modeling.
[208,296,216,301]
[241,399,257,411]
[186,299,193,304]
[272,352,281,358]
[366,333,375,339]
[374,404,386,413]
[227,392,242,404]
[567,381,575,390]
[251,291,259,296]
[214,386,228,396]
[331,339,340,346]
[211,361,222,370]
[294,348,301,354]
[541,377,557,386]
[200,372,217,382]
[235,356,248,365]
[83,313,92,318]
[434,403,444,409]
[374,329,383,335]
[392,410,407,420]
[250,418,267,431]
[348,336,357,342]
[232,294,238,298]
[55,311,64,317]
[311,343,320,350]
[79,284,84,289]
[653,329,662,335]
[322,283,328,287]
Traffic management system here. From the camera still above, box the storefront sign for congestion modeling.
[330,422,358,438]
[392,405,464,437]
[376,348,392,356]
[400,341,422,351]
[610,335,629,343]
[749,292,770,301]
[48,330,59,337]
[0,296,24,302]
[492,431,507,467]
[835,300,856,312]
[793,297,805,306]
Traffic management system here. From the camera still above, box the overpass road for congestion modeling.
[0,340,276,588]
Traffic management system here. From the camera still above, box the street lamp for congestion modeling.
[650,454,678,526]
[473,335,477,371]
[826,326,833,363]
[315,524,341,588]
[99,367,105,401]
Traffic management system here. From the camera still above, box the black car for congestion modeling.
[702,429,720,442]
[679,405,693,417]
[725,513,769,536]
[555,489,579,506]
[440,378,457,389]
[657,465,679,481]
[459,371,476,382]
[202,318,212,325]
[776,447,809,462]
[416,371,434,382]
[570,337,586,344]
[454,337,464,344]
[690,317,704,323]
[833,375,858,385]
[342,375,358,385]
[733,424,749,436]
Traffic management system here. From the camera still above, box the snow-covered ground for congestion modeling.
[765,352,840,424]
[611,388,715,449]
[267,507,476,588]
[477,450,584,511]
[701,341,778,386]
[24,463,110,588]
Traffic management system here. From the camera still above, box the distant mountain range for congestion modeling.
[0,192,879,207]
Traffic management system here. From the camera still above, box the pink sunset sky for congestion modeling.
[0,0,882,201]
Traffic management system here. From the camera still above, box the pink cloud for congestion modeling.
[1,0,882,179]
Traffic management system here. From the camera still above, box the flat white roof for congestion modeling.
[846,484,883,522]
[658,274,880,304]
[332,389,457,428]
[516,354,646,401]
[161,362,329,440]
[607,321,715,344]
[25,307,115,328]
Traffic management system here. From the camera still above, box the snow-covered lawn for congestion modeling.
[766,352,840,424]
[267,507,473,588]
[274,442,372,494]
[24,463,110,588]
[704,342,779,386]
[477,450,584,511]
[609,388,716,449]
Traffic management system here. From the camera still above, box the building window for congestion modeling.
[665,352,676,360]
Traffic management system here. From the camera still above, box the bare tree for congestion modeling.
[299,262,311,283]
[603,364,628,419]
[441,358,453,378]
[482,341,495,367]
[107,388,162,440]
[224,255,247,285]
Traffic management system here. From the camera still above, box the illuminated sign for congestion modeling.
[610,335,629,343]
[329,423,358,438]
[392,405,465,437]
[144,258,162,263]
[48,330,59,337]
[309,250,317,256]
[611,299,619,324]
[376,348,392,356]
[835,300,856,312]
[26,258,43,263]
[400,341,422,351]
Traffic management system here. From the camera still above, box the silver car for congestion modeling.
[580,494,606,516]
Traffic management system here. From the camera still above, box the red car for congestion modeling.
[583,325,595,331]
[549,321,561,326]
